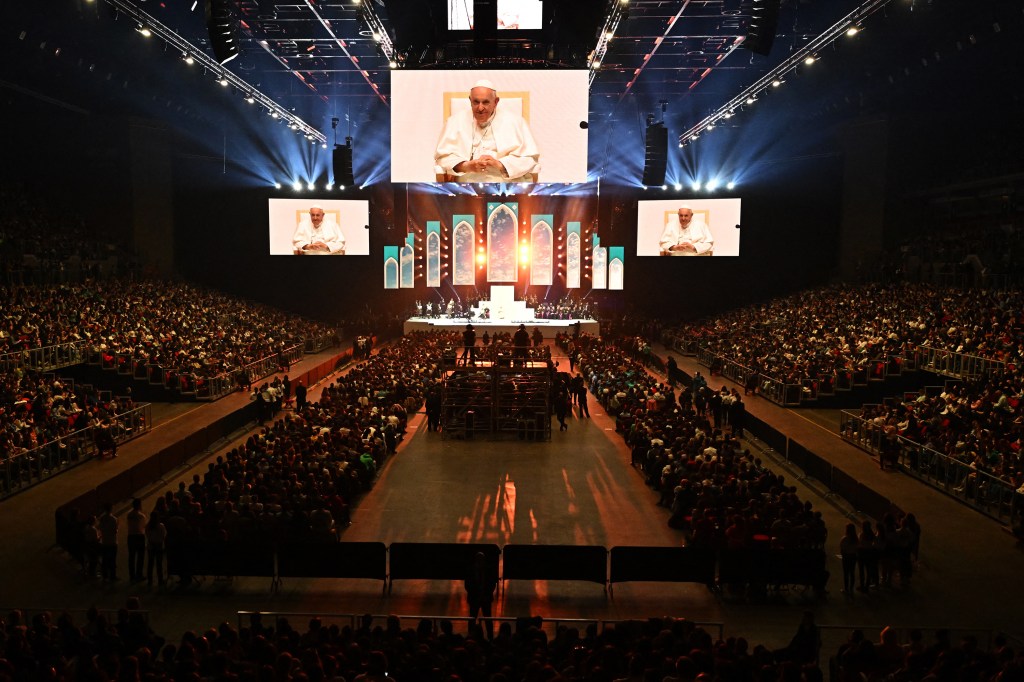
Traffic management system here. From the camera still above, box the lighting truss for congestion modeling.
[589,0,629,85]
[359,0,397,66]
[102,0,326,144]
[678,0,896,147]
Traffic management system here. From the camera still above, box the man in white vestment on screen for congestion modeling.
[434,79,540,183]
[659,205,714,256]
[292,205,346,255]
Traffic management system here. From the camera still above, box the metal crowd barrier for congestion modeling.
[839,410,1019,525]
[0,402,152,499]
[917,344,1005,381]
[236,611,725,642]
[0,341,86,373]
[303,331,338,354]
[197,342,304,401]
[695,347,802,406]
[662,332,701,356]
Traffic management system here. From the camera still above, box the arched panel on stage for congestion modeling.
[400,244,415,288]
[384,257,399,289]
[592,246,607,289]
[609,257,624,290]
[531,220,553,286]
[567,231,581,289]
[486,202,518,283]
[453,219,475,286]
[426,222,441,288]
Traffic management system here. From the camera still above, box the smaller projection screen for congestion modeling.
[498,0,543,29]
[635,198,742,257]
[391,70,589,184]
[268,198,370,256]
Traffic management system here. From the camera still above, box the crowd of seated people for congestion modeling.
[830,626,1022,682]
[6,605,1018,682]
[851,372,1024,490]
[666,284,1024,389]
[0,371,139,480]
[575,334,828,558]
[61,332,458,583]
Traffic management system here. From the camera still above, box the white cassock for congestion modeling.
[659,218,714,255]
[292,218,346,254]
[434,108,540,183]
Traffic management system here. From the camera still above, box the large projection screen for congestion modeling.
[268,198,370,256]
[635,198,742,257]
[391,70,589,184]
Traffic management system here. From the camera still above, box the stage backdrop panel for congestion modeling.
[635,198,742,257]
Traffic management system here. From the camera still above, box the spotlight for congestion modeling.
[274,182,282,189]
[292,181,302,191]
[271,112,280,118]
[746,95,756,104]
[326,183,334,191]
[218,77,229,86]
[183,53,195,65]
[723,110,734,118]
[661,185,667,190]
[726,181,736,190]
[593,60,601,68]
[389,60,397,68]
[706,179,719,191]
[136,25,152,37]
[307,182,315,190]
[707,123,715,130]
[245,94,255,104]
[321,143,328,149]
[674,183,682,191]
[691,181,701,191]
[290,123,299,130]
[772,78,782,87]
[846,26,860,36]
[804,55,816,65]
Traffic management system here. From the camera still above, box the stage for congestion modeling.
[403,316,600,338]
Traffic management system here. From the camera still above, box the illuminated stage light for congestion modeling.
[136,25,152,37]
[339,185,346,190]
[674,183,682,191]
[706,180,719,191]
[661,185,667,190]
[846,26,860,36]
[292,182,302,191]
[183,54,194,65]
[218,77,229,86]
[274,182,282,189]
[692,182,701,191]
[727,181,736,190]
[804,55,816,65]
[245,94,255,104]
[746,95,756,104]
[326,183,334,191]
[772,78,782,87]
[476,254,486,265]
[307,182,315,190]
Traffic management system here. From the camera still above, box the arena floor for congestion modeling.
[1,341,1020,659]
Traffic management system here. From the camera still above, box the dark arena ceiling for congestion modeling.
[3,0,1023,188]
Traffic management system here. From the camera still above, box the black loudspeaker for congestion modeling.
[205,0,239,64]
[641,124,668,187]
[333,144,355,186]
[742,0,781,56]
